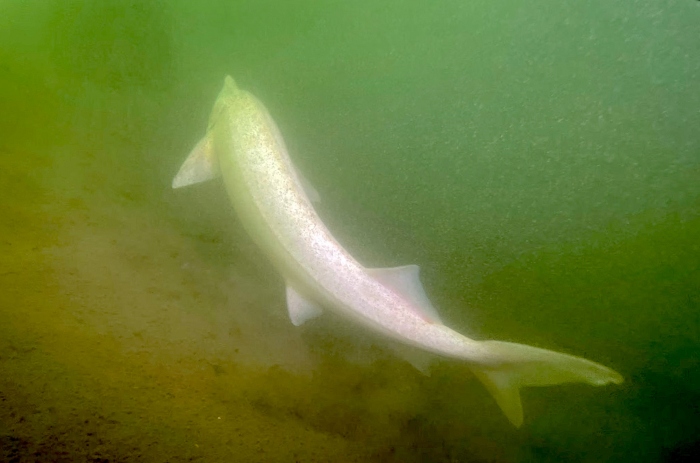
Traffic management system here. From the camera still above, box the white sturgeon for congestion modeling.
[173,76,623,426]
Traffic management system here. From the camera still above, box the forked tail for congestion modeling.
[469,340,623,427]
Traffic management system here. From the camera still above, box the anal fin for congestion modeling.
[386,341,433,375]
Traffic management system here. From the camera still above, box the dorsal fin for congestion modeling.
[367,265,442,324]
[296,167,321,203]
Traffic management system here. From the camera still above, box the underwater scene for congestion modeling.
[1,0,698,461]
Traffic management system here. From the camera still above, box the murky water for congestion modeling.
[1,1,698,461]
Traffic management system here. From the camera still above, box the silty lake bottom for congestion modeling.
[1,1,699,462]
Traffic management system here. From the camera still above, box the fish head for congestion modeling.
[207,75,241,131]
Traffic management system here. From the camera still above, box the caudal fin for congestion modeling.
[469,340,623,427]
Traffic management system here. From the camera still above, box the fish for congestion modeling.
[172,76,623,427]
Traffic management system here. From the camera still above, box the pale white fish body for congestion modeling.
[173,76,623,427]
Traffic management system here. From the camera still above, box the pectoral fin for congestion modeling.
[368,265,442,324]
[286,284,323,326]
[172,135,219,188]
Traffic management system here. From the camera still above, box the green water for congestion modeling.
[1,0,698,461]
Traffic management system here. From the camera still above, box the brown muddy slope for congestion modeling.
[0,73,511,463]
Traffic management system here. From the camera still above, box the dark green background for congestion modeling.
[1,1,698,461]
